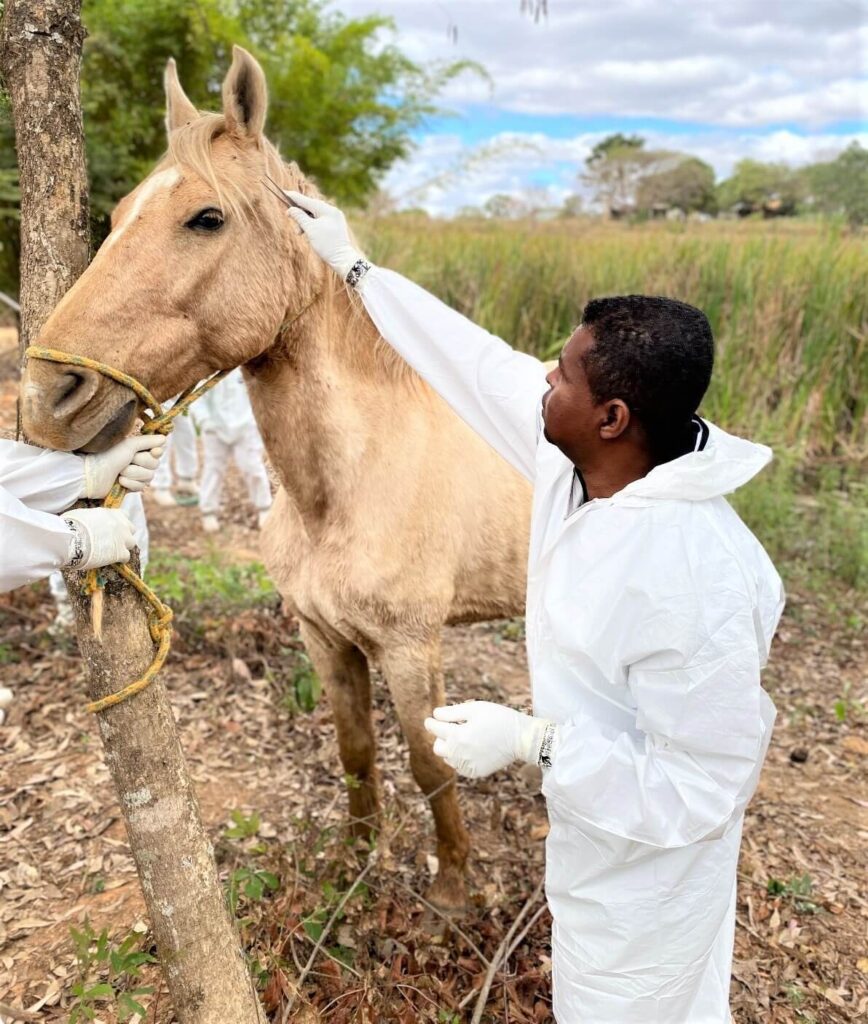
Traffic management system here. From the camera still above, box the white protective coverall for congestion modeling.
[354,267,784,1023]
[0,442,90,591]
[151,405,198,492]
[191,368,271,516]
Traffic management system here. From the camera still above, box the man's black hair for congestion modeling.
[580,295,714,462]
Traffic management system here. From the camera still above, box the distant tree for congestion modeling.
[582,134,658,212]
[636,155,716,214]
[483,193,528,219]
[716,159,804,213]
[803,142,868,229]
[559,194,584,218]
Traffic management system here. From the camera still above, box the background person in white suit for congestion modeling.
[191,368,272,532]
[285,192,784,1024]
[150,400,199,506]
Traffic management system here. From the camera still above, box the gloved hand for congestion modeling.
[283,191,365,280]
[424,701,554,779]
[0,686,12,726]
[63,508,136,571]
[83,434,166,498]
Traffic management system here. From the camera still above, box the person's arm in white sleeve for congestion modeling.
[358,268,546,481]
[0,440,85,512]
[0,435,166,510]
[541,602,770,849]
[284,193,548,483]
[0,485,79,590]
[0,484,137,592]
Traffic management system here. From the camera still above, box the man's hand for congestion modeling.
[64,508,136,571]
[283,192,365,280]
[83,434,166,498]
[424,700,551,779]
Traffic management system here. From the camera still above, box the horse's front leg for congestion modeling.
[298,622,380,838]
[379,638,471,911]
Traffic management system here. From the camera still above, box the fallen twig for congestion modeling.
[281,778,455,1020]
[386,875,491,967]
[462,876,546,1020]
[0,1002,41,1022]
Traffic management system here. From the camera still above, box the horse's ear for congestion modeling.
[164,58,199,134]
[222,45,268,139]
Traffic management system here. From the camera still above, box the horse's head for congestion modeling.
[21,46,320,452]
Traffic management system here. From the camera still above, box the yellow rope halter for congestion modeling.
[24,345,229,714]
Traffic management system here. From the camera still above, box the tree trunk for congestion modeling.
[0,0,89,358]
[0,3,265,1020]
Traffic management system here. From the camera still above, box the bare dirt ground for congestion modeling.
[0,341,866,1023]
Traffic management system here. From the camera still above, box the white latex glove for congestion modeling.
[424,700,553,779]
[0,686,12,726]
[83,434,166,498]
[283,191,365,280]
[63,508,136,571]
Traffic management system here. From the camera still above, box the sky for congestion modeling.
[332,0,868,215]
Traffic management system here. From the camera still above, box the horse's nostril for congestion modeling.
[53,367,101,417]
[57,372,85,403]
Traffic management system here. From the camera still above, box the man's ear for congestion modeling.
[600,400,631,440]
[164,58,199,135]
[222,45,268,139]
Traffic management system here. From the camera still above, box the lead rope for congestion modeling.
[24,345,229,713]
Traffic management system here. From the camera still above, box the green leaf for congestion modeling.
[83,982,114,999]
[244,875,265,901]
[118,991,149,1021]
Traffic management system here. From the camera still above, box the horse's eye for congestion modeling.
[186,208,224,232]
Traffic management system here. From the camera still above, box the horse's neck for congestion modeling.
[245,285,414,530]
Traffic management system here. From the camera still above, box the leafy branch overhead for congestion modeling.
[80,0,480,223]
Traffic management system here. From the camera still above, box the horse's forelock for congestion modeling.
[165,112,293,224]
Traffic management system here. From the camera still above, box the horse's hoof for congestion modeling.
[425,874,469,914]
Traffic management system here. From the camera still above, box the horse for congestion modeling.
[20,46,532,909]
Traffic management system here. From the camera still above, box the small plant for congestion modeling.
[298,877,368,968]
[227,866,279,916]
[785,983,806,1006]
[833,682,865,723]
[498,618,525,642]
[282,653,322,714]
[68,919,155,1022]
[224,808,262,841]
[767,873,821,914]
[437,1011,461,1024]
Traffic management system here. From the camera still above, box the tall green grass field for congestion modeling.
[360,218,867,593]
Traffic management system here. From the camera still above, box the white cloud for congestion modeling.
[327,0,867,213]
[334,0,867,127]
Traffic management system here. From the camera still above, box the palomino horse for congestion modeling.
[20,46,531,909]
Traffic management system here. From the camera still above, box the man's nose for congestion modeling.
[48,366,101,418]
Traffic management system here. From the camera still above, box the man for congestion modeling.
[285,192,783,1023]
[0,434,164,723]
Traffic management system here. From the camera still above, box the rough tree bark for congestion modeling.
[0,3,266,1020]
[0,0,89,360]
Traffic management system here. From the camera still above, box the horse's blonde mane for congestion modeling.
[165,112,299,222]
[164,114,420,387]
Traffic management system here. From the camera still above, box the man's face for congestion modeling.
[542,325,606,463]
